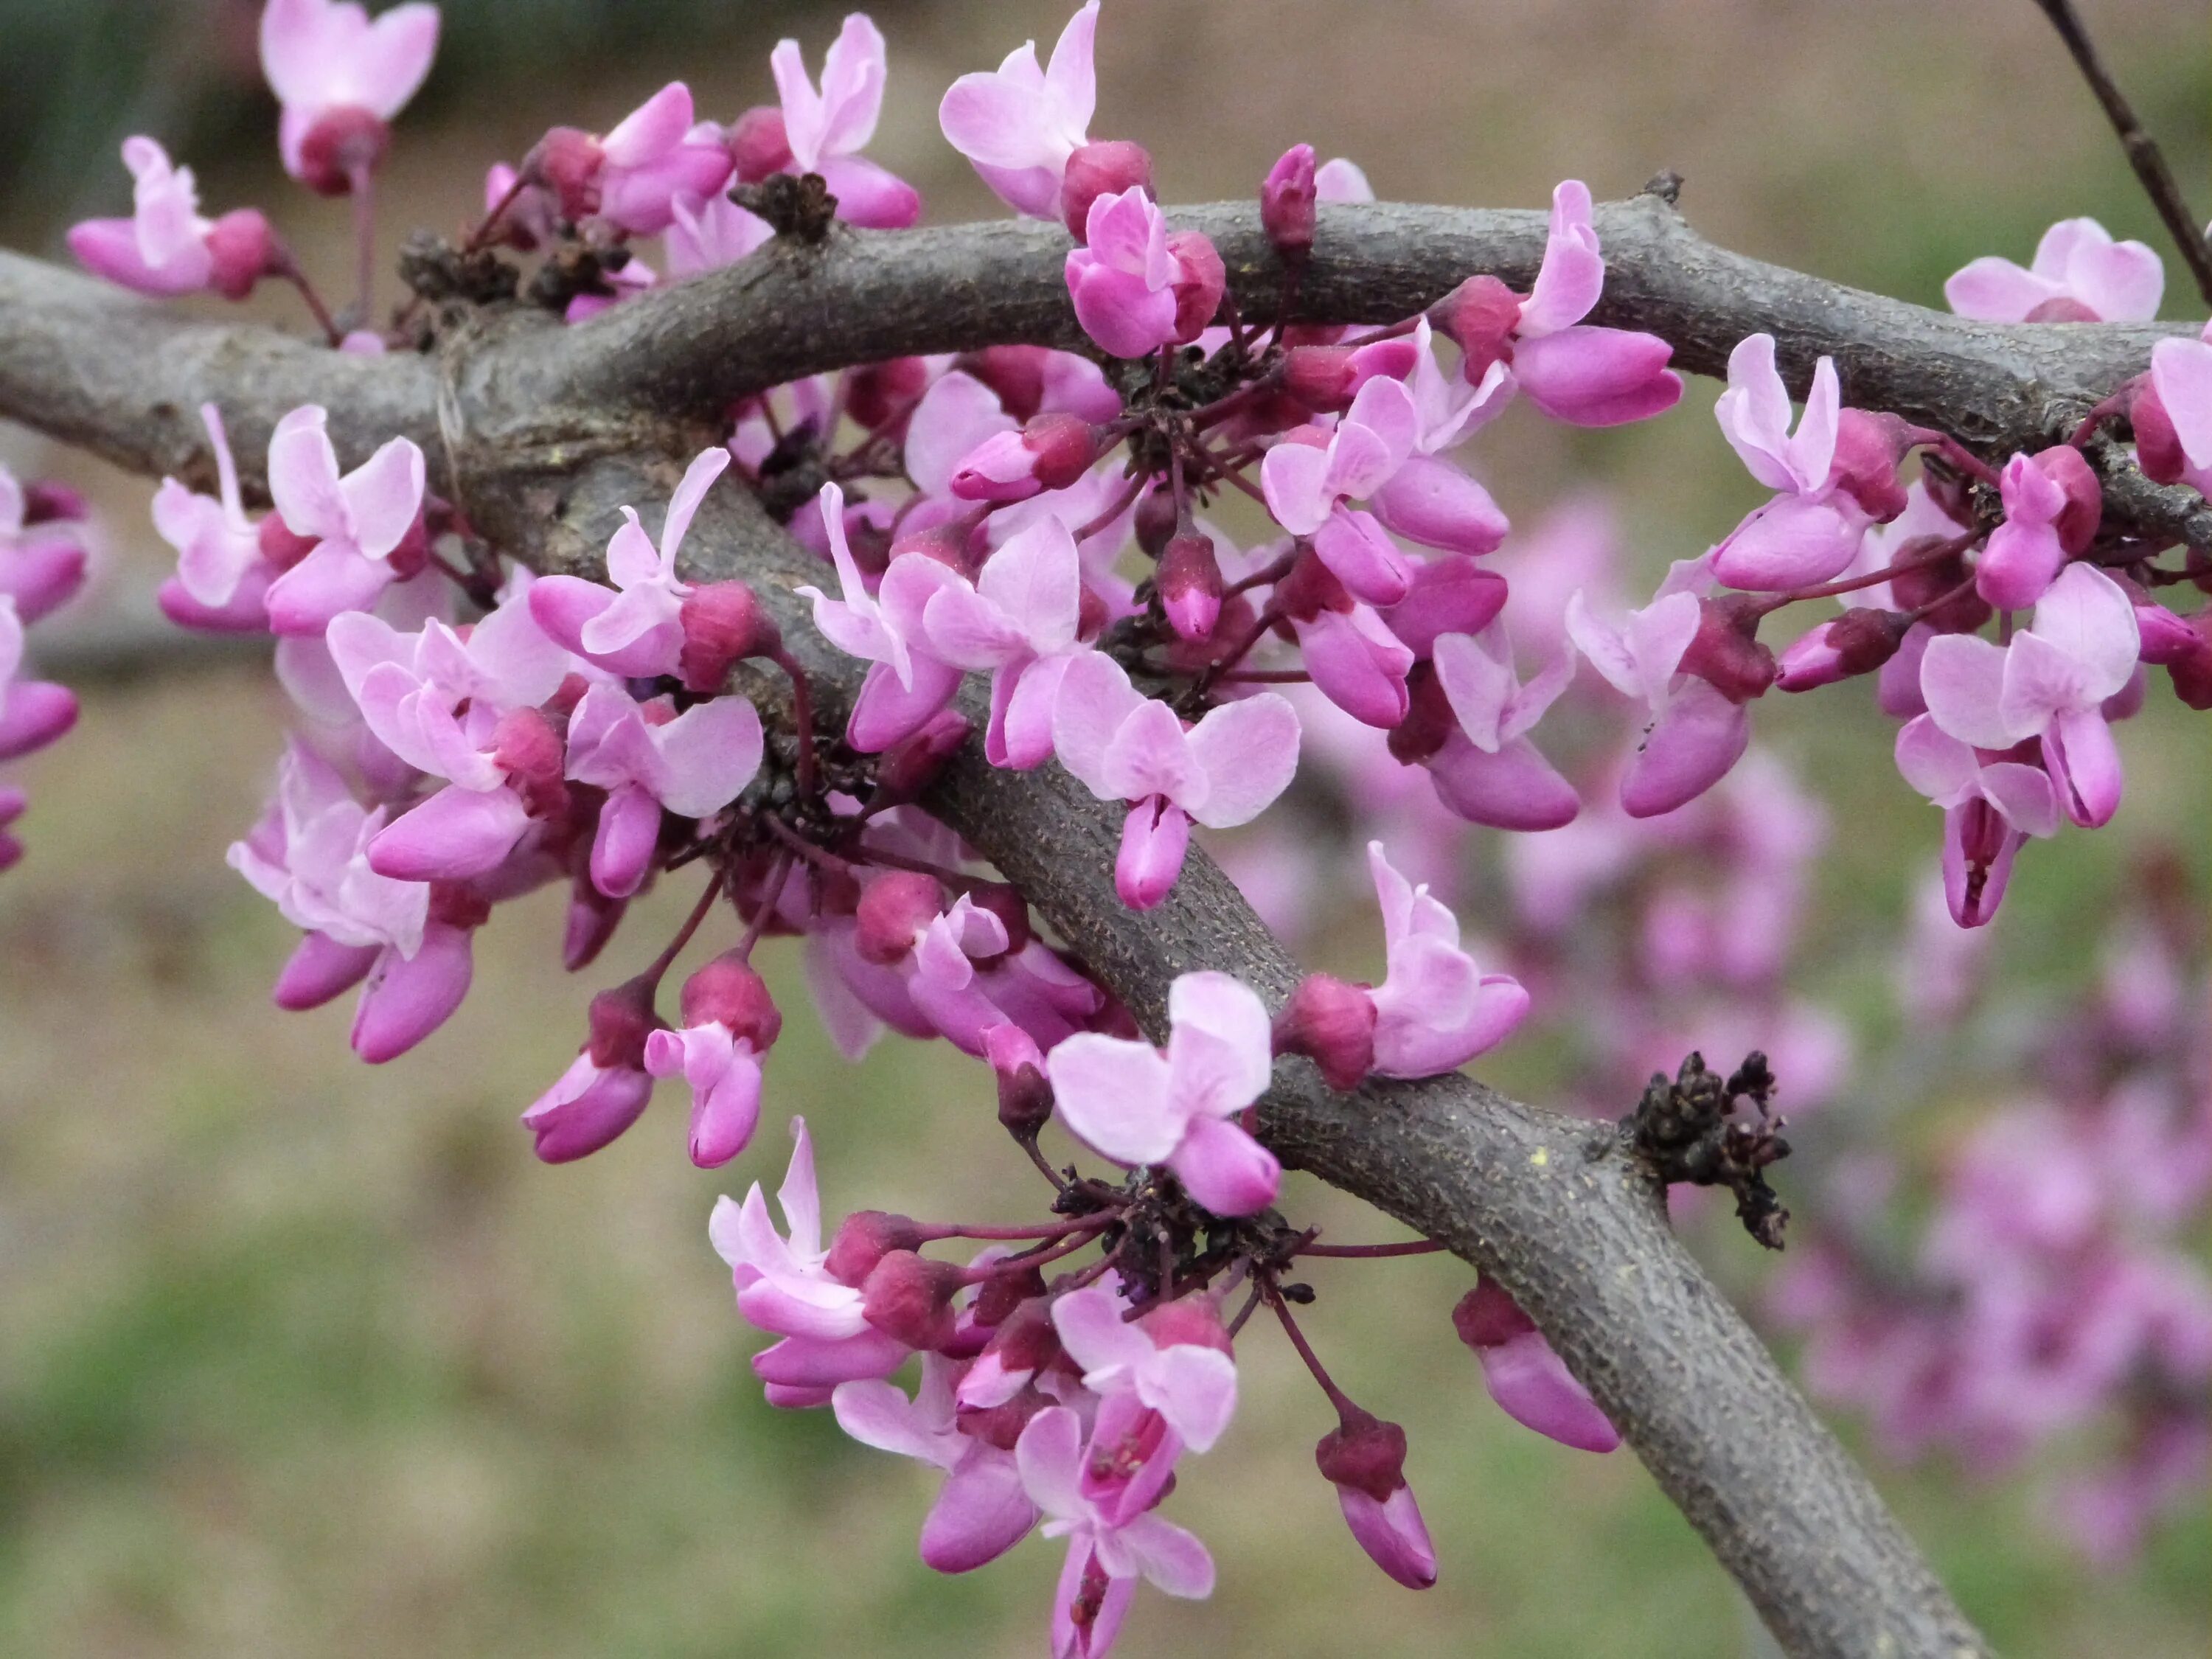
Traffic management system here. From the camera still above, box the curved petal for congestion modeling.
[1183,691,1301,827]
[1045,1031,1182,1164]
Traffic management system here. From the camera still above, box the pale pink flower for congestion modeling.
[1363,842,1528,1077]
[590,83,734,236]
[938,1,1099,220]
[1045,970,1281,1216]
[1064,188,1180,359]
[1261,378,1421,599]
[664,190,773,279]
[1709,334,1867,590]
[1051,1284,1239,1452]
[771,13,919,228]
[151,405,267,612]
[832,1357,1040,1572]
[1427,622,1579,830]
[563,683,765,897]
[260,0,439,190]
[1945,218,2164,322]
[68,136,276,299]
[260,404,427,636]
[1049,650,1300,909]
[0,468,90,628]
[1566,586,1750,817]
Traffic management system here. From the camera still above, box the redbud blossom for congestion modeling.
[1261,143,1318,262]
[260,0,439,193]
[1452,1278,1621,1453]
[1315,1407,1437,1589]
[1061,139,1154,239]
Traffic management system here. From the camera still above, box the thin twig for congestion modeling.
[2030,0,2212,305]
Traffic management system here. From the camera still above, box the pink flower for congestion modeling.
[645,953,782,1167]
[1050,650,1300,909]
[1427,623,1579,830]
[1314,1408,1437,1590]
[152,404,268,613]
[568,83,733,236]
[832,1358,1040,1572]
[1360,327,1511,557]
[1261,378,1420,594]
[0,597,74,765]
[68,137,276,299]
[1919,563,2140,828]
[1978,447,2101,611]
[260,404,427,636]
[903,370,1020,498]
[1045,971,1281,1216]
[797,482,967,751]
[1508,181,1683,426]
[563,683,765,897]
[1315,157,1372,202]
[664,190,773,279]
[1893,715,2060,928]
[0,470,90,628]
[260,0,439,192]
[1017,1405,1215,1659]
[711,1117,909,1405]
[1945,218,2164,322]
[1362,841,1528,1077]
[771,13,919,228]
[1710,335,1868,590]
[1452,1279,1620,1453]
[938,1,1099,220]
[529,447,731,678]
[1051,1284,1239,1452]
[2143,326,2212,495]
[1064,189,1180,359]
[522,1049,654,1163]
[1567,586,1751,817]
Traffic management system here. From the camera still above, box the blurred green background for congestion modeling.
[0,1,2207,1655]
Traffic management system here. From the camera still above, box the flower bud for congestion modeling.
[965,882,1034,959]
[860,1249,963,1350]
[949,414,1103,503]
[1272,544,1353,623]
[1315,1406,1437,1590]
[1314,1405,1408,1504]
[530,125,605,219]
[1427,274,1521,378]
[1166,230,1226,343]
[1679,594,1775,703]
[1273,973,1377,1091]
[1138,1293,1234,1355]
[1453,1276,1620,1453]
[956,345,1051,421]
[1888,540,1992,634]
[2030,443,2103,555]
[492,706,570,818]
[872,710,973,806]
[205,209,279,300]
[1157,528,1224,641]
[586,973,664,1071]
[678,951,783,1049]
[1133,483,1180,559]
[958,1386,1049,1451]
[1775,609,1910,691]
[1828,408,1912,522]
[1261,143,1318,262]
[2128,375,2186,485]
[825,1210,931,1287]
[726,105,793,182]
[985,1024,1054,1141]
[854,872,942,964]
[562,872,626,972]
[1281,344,1358,414]
[20,481,88,526]
[678,580,782,692]
[1062,139,1154,240]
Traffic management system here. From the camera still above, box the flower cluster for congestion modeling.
[0,465,91,873]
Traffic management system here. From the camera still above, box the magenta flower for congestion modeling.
[1452,1279,1621,1453]
[1051,1284,1239,1452]
[797,482,967,751]
[1893,715,2059,928]
[771,13,919,228]
[1567,586,1751,817]
[1314,1408,1437,1590]
[0,599,77,764]
[1945,218,2163,322]
[1363,841,1529,1077]
[1362,322,1512,557]
[1506,181,1683,427]
[563,683,765,897]
[1977,446,2101,611]
[0,471,89,629]
[1064,188,1180,359]
[2143,326,2212,495]
[522,1049,655,1164]
[259,0,439,192]
[711,1117,910,1405]
[1016,1405,1215,1659]
[1428,623,1579,830]
[1045,970,1281,1217]
[1710,334,1868,590]
[644,953,782,1167]
[260,404,426,636]
[226,740,476,1062]
[68,137,276,300]
[562,82,733,236]
[151,404,267,613]
[903,369,1020,498]
[664,190,773,279]
[1049,650,1300,909]
[1919,563,2140,829]
[832,1358,1040,1572]
[1262,377,1421,599]
[529,447,731,678]
[938,1,1099,220]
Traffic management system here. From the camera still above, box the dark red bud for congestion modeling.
[726,105,793,182]
[872,710,973,806]
[1062,140,1155,240]
[1829,409,1912,522]
[294,106,392,196]
[1680,594,1776,703]
[1387,661,1455,764]
[1281,344,1359,414]
[20,482,88,526]
[995,1059,1054,1141]
[1272,973,1377,1092]
[2167,613,2212,709]
[1889,540,1992,633]
[678,581,781,693]
[1427,274,1520,378]
[1273,545,1352,622]
[204,209,279,300]
[845,356,932,432]
[1314,1405,1408,1503]
[824,1210,931,1287]
[970,1267,1048,1329]
[2128,377,2185,486]
[586,973,664,1071]
[977,1297,1060,1368]
[1260,143,1318,262]
[677,951,782,1049]
[2029,444,2103,556]
[1022,413,1105,492]
[1166,230,1227,344]
[530,125,605,219]
[956,346,1049,421]
[1826,607,1913,675]
[966,882,1033,959]
[493,706,570,818]
[427,880,493,932]
[958,1387,1048,1450]
[1450,1276,1534,1351]
[1133,484,1180,559]
[383,512,431,581]
[1077,582,1110,641]
[854,871,943,965]
[259,512,319,571]
[860,1249,962,1350]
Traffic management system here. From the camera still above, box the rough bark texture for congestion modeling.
[9,190,2191,1656]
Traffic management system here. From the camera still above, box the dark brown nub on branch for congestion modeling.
[1627,1051,1792,1249]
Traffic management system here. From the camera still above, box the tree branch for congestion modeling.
[8,192,2181,1653]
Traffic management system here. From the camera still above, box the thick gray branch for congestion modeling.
[0,195,2157,1655]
